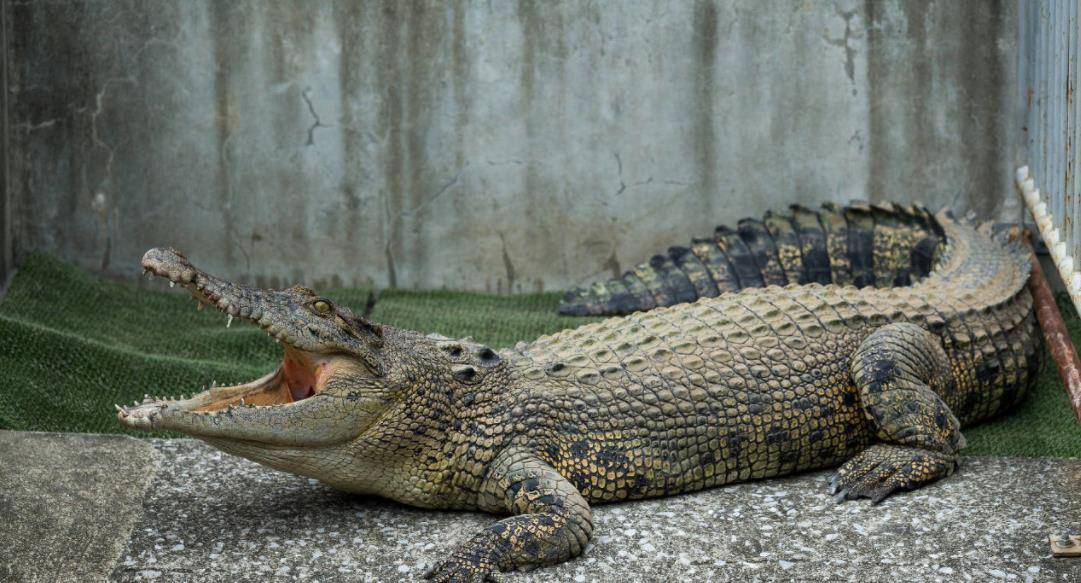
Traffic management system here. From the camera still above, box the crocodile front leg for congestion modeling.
[425,449,594,582]
[832,322,966,503]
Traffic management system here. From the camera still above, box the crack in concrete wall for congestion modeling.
[301,87,328,146]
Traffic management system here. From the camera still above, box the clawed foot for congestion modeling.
[829,444,957,504]
[423,558,505,583]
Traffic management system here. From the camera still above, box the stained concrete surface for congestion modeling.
[2,432,1080,582]
[8,0,1023,293]
[0,432,161,583]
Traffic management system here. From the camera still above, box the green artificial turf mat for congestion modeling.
[1,251,1079,457]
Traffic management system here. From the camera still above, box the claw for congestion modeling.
[870,489,894,505]
[833,489,849,504]
[828,475,840,495]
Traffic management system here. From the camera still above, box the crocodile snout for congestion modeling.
[142,247,198,284]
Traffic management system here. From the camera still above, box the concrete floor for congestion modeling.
[2,431,1080,582]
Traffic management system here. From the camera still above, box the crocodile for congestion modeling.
[117,202,1038,582]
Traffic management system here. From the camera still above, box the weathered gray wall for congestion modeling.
[7,0,1022,293]
[0,0,10,291]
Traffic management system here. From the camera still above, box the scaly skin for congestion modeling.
[118,205,1038,582]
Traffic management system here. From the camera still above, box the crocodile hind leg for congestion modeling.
[831,322,966,503]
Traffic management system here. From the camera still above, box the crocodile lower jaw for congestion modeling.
[115,345,334,430]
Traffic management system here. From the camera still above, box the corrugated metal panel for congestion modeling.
[1018,0,1081,315]
[1072,0,1081,255]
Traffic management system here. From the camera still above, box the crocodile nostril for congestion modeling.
[442,344,464,358]
[451,364,477,382]
[476,347,500,364]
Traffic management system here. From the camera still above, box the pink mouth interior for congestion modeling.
[284,350,322,401]
[192,346,329,412]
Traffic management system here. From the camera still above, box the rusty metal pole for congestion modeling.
[1023,236,1081,558]
[1025,238,1081,424]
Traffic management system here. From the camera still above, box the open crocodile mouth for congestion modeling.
[121,345,331,415]
[116,248,338,429]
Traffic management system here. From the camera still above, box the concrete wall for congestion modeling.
[7,0,1022,293]
[0,0,9,291]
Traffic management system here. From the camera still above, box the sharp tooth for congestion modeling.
[169,281,175,288]
[239,398,246,406]
[227,314,233,328]
[197,303,204,311]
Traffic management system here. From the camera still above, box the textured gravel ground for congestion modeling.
[3,432,1081,582]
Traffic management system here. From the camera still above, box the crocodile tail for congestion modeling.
[762,210,803,284]
[842,202,876,287]
[979,221,1033,284]
[559,202,947,316]
[739,217,787,286]
[791,204,833,284]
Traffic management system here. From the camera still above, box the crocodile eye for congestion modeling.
[312,300,332,314]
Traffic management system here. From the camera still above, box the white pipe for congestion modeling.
[1025,188,1040,207]
[1059,256,1074,275]
[1054,242,1067,264]
[1017,165,1081,317]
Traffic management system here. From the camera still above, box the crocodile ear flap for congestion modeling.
[339,310,384,345]
[349,326,386,377]
[332,306,386,375]
[359,319,384,341]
